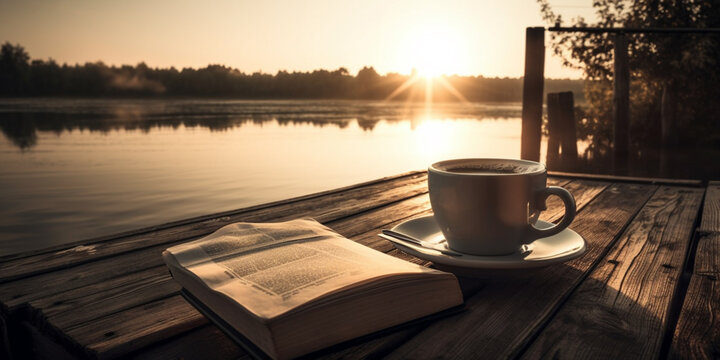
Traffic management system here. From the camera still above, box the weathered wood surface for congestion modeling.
[142,178,597,360]
[547,171,703,187]
[669,181,720,359]
[698,181,720,233]
[522,186,703,359]
[385,183,657,359]
[47,178,583,359]
[0,173,715,360]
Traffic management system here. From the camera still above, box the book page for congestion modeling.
[165,218,440,319]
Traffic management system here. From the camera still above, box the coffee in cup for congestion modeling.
[428,158,576,256]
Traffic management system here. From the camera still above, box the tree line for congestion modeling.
[0,43,583,102]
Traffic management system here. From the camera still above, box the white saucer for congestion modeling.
[388,215,586,271]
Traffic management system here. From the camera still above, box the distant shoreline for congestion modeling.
[0,94,580,103]
[0,77,584,103]
[1,43,584,102]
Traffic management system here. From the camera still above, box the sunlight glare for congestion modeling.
[405,26,463,78]
[413,119,453,161]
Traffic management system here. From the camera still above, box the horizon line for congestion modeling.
[2,42,585,81]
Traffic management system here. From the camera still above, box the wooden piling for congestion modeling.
[521,27,545,162]
[546,91,578,170]
[661,84,675,146]
[613,33,630,165]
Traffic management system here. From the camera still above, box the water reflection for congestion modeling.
[0,99,528,256]
[0,99,522,150]
[2,99,714,256]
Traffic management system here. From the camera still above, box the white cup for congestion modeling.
[428,158,576,256]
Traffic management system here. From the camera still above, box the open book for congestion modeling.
[163,218,463,359]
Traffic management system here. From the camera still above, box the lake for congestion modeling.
[1,99,554,256]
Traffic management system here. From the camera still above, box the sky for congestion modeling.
[0,0,597,79]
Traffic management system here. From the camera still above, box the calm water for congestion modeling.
[1,99,555,256]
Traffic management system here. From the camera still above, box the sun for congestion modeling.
[384,24,470,103]
[405,25,463,78]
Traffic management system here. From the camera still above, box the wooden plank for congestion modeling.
[542,180,607,222]
[698,180,720,233]
[548,171,703,187]
[694,232,720,276]
[27,266,169,320]
[548,178,571,187]
[668,256,720,359]
[31,268,178,330]
[521,186,703,359]
[0,174,430,311]
[64,296,207,359]
[669,181,720,359]
[0,172,429,283]
[383,182,658,359]
[1,243,172,312]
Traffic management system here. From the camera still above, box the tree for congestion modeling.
[0,42,31,95]
[538,0,720,150]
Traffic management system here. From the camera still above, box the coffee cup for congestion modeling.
[428,158,576,256]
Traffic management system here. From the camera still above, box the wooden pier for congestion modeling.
[1,171,718,359]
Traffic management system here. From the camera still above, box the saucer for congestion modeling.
[388,215,586,271]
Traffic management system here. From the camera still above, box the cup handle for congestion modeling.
[525,186,576,242]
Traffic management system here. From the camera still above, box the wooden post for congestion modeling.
[661,84,675,146]
[546,93,562,167]
[546,91,578,170]
[558,92,578,163]
[521,27,545,162]
[613,33,630,165]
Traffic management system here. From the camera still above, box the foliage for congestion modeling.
[538,0,720,149]
[0,42,583,102]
